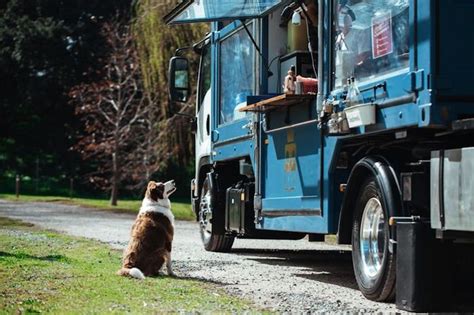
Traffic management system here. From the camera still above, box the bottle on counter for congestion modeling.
[283,65,297,95]
[345,77,363,107]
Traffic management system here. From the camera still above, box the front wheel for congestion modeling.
[198,176,234,252]
[352,178,396,301]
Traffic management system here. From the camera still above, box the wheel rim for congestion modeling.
[360,197,386,280]
[199,184,213,244]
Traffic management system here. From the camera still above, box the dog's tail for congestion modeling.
[117,267,145,280]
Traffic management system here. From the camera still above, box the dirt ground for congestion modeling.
[0,200,400,312]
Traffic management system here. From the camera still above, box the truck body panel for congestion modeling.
[166,0,474,308]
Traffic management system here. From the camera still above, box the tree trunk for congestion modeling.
[110,152,118,206]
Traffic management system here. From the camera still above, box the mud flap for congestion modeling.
[396,218,453,312]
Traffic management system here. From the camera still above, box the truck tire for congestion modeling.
[198,176,234,252]
[352,177,396,301]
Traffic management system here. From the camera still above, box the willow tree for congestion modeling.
[132,0,208,168]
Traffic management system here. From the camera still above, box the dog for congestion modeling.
[118,180,177,279]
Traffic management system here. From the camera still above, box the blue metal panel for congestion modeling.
[424,1,474,127]
[415,0,433,127]
[258,103,327,233]
[259,215,329,234]
[258,133,341,234]
[435,1,474,98]
[213,138,255,162]
[323,136,341,234]
[262,125,320,201]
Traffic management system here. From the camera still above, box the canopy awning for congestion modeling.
[164,0,288,25]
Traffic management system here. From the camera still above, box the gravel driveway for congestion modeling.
[0,199,399,312]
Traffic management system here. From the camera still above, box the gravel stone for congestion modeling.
[0,199,400,312]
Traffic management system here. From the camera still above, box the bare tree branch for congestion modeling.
[69,18,160,205]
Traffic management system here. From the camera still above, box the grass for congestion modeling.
[0,217,256,314]
[0,194,195,221]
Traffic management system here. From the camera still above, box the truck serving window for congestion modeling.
[334,0,409,88]
[219,25,256,124]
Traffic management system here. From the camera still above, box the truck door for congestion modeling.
[210,21,258,162]
[164,0,289,163]
[258,100,326,233]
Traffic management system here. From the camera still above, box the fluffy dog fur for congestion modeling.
[117,180,176,279]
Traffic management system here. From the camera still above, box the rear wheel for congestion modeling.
[352,178,396,301]
[198,176,234,252]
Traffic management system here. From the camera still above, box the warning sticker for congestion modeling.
[371,12,393,59]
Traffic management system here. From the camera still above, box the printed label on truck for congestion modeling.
[346,109,363,128]
[371,11,393,59]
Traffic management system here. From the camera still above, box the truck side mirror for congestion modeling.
[168,56,190,104]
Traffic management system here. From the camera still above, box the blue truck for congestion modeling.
[165,0,474,311]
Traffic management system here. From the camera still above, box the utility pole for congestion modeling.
[69,178,74,199]
[35,158,39,194]
[15,175,20,199]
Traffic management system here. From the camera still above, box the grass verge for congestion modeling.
[0,217,255,313]
[0,194,194,221]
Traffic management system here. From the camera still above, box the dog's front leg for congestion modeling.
[165,252,176,277]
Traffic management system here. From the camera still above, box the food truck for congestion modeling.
[164,0,474,311]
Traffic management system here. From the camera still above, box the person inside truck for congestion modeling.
[334,0,410,88]
[335,4,371,86]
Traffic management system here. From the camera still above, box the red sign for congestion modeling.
[371,12,393,59]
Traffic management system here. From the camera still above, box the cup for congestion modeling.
[295,81,303,95]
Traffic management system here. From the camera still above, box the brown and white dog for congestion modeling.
[118,180,177,279]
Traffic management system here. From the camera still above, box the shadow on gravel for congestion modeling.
[231,248,358,290]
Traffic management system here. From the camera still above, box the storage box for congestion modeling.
[225,187,246,233]
[344,103,376,128]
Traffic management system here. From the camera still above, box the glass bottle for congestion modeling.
[345,77,363,107]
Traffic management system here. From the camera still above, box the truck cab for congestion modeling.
[166,0,474,310]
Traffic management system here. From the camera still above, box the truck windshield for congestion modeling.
[334,0,409,88]
[219,25,255,124]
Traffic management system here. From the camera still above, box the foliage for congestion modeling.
[0,217,255,313]
[0,0,206,200]
[69,19,160,205]
[132,0,209,168]
[0,0,131,189]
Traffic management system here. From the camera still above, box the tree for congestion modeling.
[70,20,157,205]
[132,0,208,169]
[0,0,131,194]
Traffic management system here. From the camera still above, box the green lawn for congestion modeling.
[0,217,256,313]
[0,194,195,221]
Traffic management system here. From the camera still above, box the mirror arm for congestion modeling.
[168,100,196,121]
[175,46,194,56]
[173,111,195,120]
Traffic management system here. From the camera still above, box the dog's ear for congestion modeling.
[148,182,164,201]
[146,181,162,201]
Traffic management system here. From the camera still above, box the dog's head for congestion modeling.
[145,180,176,201]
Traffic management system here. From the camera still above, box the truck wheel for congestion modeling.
[198,177,234,252]
[352,177,396,301]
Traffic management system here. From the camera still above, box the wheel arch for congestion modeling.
[337,155,403,246]
[193,156,212,219]
[197,156,212,189]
